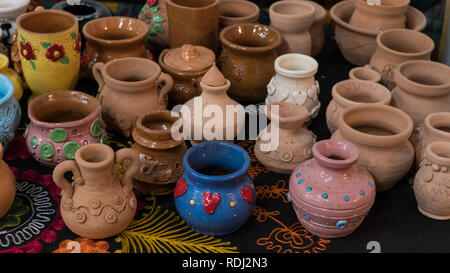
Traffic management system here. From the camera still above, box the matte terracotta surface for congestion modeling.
[348,65,382,83]
[0,144,16,218]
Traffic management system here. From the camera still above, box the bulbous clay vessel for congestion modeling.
[132,110,187,195]
[218,23,282,103]
[369,29,434,89]
[331,104,414,192]
[266,53,320,120]
[269,1,315,55]
[138,0,169,52]
[289,139,376,238]
[218,0,259,31]
[348,65,382,83]
[53,144,140,239]
[254,102,316,174]
[414,141,450,220]
[326,79,391,134]
[93,57,173,137]
[0,74,20,151]
[349,0,410,32]
[0,143,16,218]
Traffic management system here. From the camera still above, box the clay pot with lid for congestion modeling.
[0,143,16,218]
[349,65,382,83]
[326,79,391,134]
[159,44,215,106]
[331,104,414,192]
[218,0,259,31]
[131,110,187,195]
[254,102,316,174]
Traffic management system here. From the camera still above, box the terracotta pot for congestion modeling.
[53,144,140,239]
[25,90,107,168]
[93,57,173,137]
[330,0,426,66]
[166,0,219,51]
[218,23,282,103]
[159,44,215,106]
[218,0,259,31]
[269,1,315,55]
[414,141,450,220]
[266,53,320,121]
[331,104,414,192]
[139,0,169,52]
[348,65,382,83]
[131,110,187,195]
[326,79,391,134]
[289,139,376,238]
[369,29,434,89]
[349,0,410,32]
[254,102,316,174]
[0,143,16,218]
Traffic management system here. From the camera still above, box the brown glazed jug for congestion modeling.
[93,57,173,137]
[53,144,140,239]
[0,143,16,218]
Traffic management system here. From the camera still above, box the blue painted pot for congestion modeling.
[0,74,20,150]
[174,141,255,235]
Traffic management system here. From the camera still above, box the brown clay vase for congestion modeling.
[93,57,173,137]
[331,104,414,192]
[326,79,391,134]
[53,144,140,239]
[218,23,282,103]
[0,143,16,218]
[131,110,187,195]
[348,65,382,83]
[254,102,316,174]
[218,0,260,31]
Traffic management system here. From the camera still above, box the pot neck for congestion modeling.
[312,139,359,170]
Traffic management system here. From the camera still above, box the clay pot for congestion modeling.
[93,57,173,137]
[218,0,259,31]
[0,0,30,44]
[0,53,24,100]
[159,44,215,106]
[53,144,140,239]
[326,79,391,134]
[25,90,107,168]
[414,141,450,220]
[331,104,414,192]
[0,143,16,218]
[349,0,410,32]
[269,1,315,55]
[138,0,169,52]
[166,0,219,51]
[0,74,20,151]
[266,53,320,121]
[254,102,316,174]
[369,29,434,89]
[289,139,376,238]
[218,23,282,103]
[131,110,187,195]
[348,65,382,83]
[174,141,255,235]
[52,0,112,30]
[330,0,426,66]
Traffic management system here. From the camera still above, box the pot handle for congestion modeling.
[93,62,106,93]
[52,160,81,199]
[156,72,174,105]
[115,148,140,189]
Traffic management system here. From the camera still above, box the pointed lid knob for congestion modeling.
[201,63,227,87]
[163,44,215,72]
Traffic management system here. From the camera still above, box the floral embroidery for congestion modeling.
[0,197,28,230]
[46,44,66,62]
[20,41,36,60]
[53,238,110,253]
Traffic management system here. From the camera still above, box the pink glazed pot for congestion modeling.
[288,139,376,238]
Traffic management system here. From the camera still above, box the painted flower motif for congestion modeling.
[74,35,82,53]
[147,0,157,6]
[19,41,36,60]
[46,44,65,62]
[80,53,90,67]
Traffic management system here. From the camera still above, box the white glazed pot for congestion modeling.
[0,0,30,44]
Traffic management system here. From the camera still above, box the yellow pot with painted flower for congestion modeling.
[0,54,24,101]
[16,9,80,100]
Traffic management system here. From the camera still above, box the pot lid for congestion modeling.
[163,44,215,72]
[201,63,227,87]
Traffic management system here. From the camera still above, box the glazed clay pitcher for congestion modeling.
[0,143,16,218]
[53,144,140,239]
[93,57,173,137]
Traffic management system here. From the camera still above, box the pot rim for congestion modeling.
[269,1,315,21]
[425,112,450,139]
[304,0,326,23]
[16,9,78,36]
[51,0,112,20]
[219,0,260,22]
[220,23,282,53]
[376,29,434,58]
[274,53,318,78]
[348,66,382,82]
[75,143,115,169]
[425,141,450,167]
[312,139,359,170]
[0,0,30,14]
[0,74,14,105]
[166,0,219,10]
[332,79,391,107]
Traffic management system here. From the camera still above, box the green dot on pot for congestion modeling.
[91,118,105,137]
[100,134,109,145]
[63,141,81,160]
[40,142,54,160]
[30,136,37,149]
[50,128,67,142]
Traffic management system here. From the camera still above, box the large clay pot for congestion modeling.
[326,79,391,134]
[254,102,316,174]
[414,141,450,220]
[331,104,414,192]
[348,65,381,83]
[174,141,255,235]
[52,0,112,31]
[218,23,282,103]
[139,0,169,52]
[0,0,30,44]
[289,139,376,238]
[0,143,16,218]
[0,74,20,151]
[93,57,173,137]
[53,144,140,239]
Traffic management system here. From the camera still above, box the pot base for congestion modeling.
[418,206,450,220]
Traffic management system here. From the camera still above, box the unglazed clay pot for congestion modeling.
[159,44,215,106]
[52,0,112,30]
[93,57,173,137]
[0,143,16,218]
[331,104,414,192]
[0,53,24,100]
[0,74,20,151]
[289,139,376,238]
[269,1,315,55]
[131,110,187,195]
[255,102,316,174]
[326,79,391,134]
[139,0,169,52]
[219,23,282,103]
[414,141,450,220]
[53,144,140,239]
[25,90,107,168]
[0,0,30,44]
[349,0,410,32]
[174,141,255,235]
[166,0,219,51]
[218,0,259,31]
[348,65,382,83]
[330,0,426,66]
[266,53,320,120]
[369,29,434,89]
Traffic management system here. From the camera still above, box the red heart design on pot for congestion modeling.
[240,185,254,204]
[174,177,188,198]
[202,191,221,215]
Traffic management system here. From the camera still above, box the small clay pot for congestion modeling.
[0,143,16,218]
[139,0,170,52]
[326,79,391,134]
[218,0,259,31]
[348,65,382,83]
[414,141,450,220]
[331,104,414,192]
